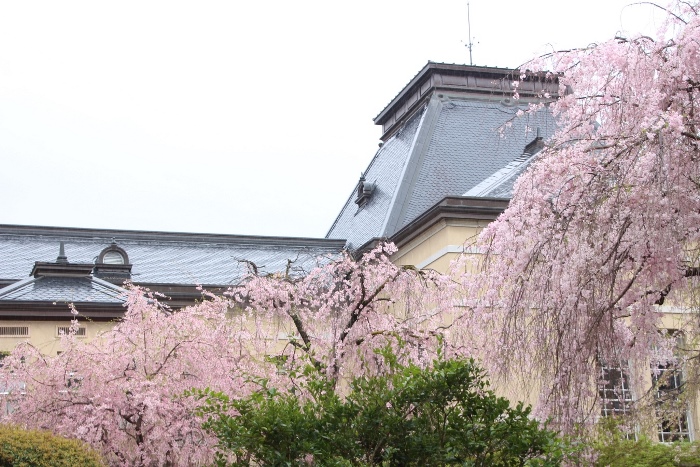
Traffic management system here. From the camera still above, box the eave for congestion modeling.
[0,224,348,250]
[390,196,508,249]
[0,301,125,320]
[373,62,556,141]
[352,196,509,258]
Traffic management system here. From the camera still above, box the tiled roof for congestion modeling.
[396,99,553,229]
[0,276,126,303]
[0,226,347,286]
[325,107,426,250]
[463,152,536,198]
[327,94,555,249]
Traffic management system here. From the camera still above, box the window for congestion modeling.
[57,371,82,393]
[354,174,375,208]
[102,251,125,264]
[0,351,8,368]
[97,242,129,265]
[599,361,633,418]
[652,330,691,442]
[64,371,82,391]
[653,362,691,441]
[94,243,132,280]
[0,327,29,338]
[56,326,86,338]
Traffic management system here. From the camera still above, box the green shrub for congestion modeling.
[582,418,700,467]
[0,425,104,467]
[593,436,700,467]
[193,355,564,466]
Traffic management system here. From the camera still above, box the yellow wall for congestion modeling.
[392,214,700,441]
[391,218,490,273]
[0,320,115,356]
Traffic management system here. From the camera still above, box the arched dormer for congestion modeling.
[98,244,129,265]
[93,240,132,283]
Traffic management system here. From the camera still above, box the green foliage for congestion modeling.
[591,421,700,467]
[594,438,700,467]
[0,424,104,467]
[193,356,563,466]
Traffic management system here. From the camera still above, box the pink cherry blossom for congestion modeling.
[0,245,460,465]
[461,0,700,436]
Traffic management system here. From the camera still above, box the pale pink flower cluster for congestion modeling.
[0,245,462,466]
[460,0,700,436]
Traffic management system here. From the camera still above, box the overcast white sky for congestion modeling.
[0,1,666,238]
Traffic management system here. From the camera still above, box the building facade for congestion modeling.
[0,224,345,354]
[1,62,694,441]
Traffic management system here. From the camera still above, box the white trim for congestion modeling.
[415,245,481,270]
[463,152,535,197]
[0,277,38,299]
[655,305,697,314]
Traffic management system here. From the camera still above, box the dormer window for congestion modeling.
[355,174,375,208]
[102,251,125,265]
[97,239,129,266]
[94,240,132,283]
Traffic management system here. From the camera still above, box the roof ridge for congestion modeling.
[463,152,537,198]
[380,97,440,237]
[0,225,347,249]
[0,276,38,299]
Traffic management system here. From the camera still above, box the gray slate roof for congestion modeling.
[324,107,426,250]
[326,94,555,249]
[463,152,537,198]
[0,276,126,303]
[0,226,347,286]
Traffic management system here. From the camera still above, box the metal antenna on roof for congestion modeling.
[466,2,474,66]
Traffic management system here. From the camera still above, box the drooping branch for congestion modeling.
[466,1,700,435]
[338,271,400,346]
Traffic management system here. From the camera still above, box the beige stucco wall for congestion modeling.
[391,218,490,273]
[0,320,115,356]
[392,214,700,440]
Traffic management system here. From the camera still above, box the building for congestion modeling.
[0,62,555,320]
[0,224,345,355]
[0,61,557,366]
[327,62,555,271]
[2,62,693,440]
